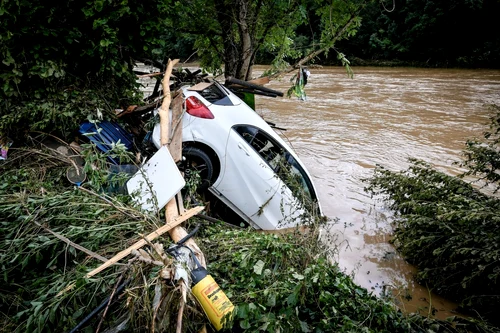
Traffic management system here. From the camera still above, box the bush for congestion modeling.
[201,225,496,332]
[1,140,496,332]
[365,107,500,325]
[366,159,500,325]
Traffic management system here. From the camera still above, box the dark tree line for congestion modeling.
[336,0,500,67]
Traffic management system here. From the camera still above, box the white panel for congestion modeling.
[127,146,185,213]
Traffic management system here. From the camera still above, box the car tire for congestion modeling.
[182,147,215,192]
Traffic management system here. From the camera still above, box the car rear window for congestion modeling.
[197,83,234,105]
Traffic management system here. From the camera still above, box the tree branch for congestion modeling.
[268,7,363,79]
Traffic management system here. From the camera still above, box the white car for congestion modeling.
[151,80,322,230]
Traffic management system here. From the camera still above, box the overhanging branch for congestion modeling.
[267,7,363,79]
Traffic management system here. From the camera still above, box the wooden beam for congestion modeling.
[169,94,184,162]
[85,206,204,278]
[158,59,207,269]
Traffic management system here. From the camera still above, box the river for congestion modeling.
[254,66,500,319]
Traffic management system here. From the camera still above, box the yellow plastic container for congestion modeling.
[191,267,234,331]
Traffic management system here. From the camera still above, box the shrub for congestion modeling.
[366,159,500,325]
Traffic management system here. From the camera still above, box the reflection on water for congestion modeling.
[255,66,500,319]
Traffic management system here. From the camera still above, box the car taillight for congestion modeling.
[185,96,214,119]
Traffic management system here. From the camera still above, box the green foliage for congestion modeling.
[0,142,157,332]
[0,0,169,139]
[365,159,500,325]
[165,0,367,79]
[201,225,496,332]
[1,142,497,332]
[460,105,500,191]
[365,107,500,325]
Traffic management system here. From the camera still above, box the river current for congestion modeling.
[255,66,500,319]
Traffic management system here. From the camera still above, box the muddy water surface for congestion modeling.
[254,66,500,319]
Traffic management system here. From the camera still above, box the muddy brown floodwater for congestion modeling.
[253,66,500,320]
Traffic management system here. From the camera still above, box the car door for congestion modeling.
[216,125,295,230]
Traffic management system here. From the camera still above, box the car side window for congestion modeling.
[233,125,317,205]
[234,125,285,169]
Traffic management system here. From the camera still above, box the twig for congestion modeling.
[78,186,138,219]
[176,280,187,333]
[33,220,108,262]
[197,214,242,229]
[95,261,135,333]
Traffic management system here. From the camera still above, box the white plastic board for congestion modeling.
[127,146,185,213]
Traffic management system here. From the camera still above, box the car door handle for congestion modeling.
[237,142,250,156]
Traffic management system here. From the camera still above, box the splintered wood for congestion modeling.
[86,58,205,278]
[86,206,204,278]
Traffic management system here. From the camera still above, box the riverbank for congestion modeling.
[0,144,497,332]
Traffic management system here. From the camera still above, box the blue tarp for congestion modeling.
[79,121,134,164]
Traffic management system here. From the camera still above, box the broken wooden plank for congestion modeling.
[188,82,213,91]
[85,206,204,278]
[158,59,207,269]
[136,71,164,78]
[169,93,184,162]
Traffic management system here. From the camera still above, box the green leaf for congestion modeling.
[266,293,276,307]
[286,292,297,306]
[240,320,251,329]
[300,320,311,332]
[253,260,265,275]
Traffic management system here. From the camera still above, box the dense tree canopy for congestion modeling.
[1,0,499,140]
[0,0,368,139]
[338,0,500,67]
[0,0,170,139]
[165,0,368,80]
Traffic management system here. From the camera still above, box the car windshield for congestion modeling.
[233,125,317,207]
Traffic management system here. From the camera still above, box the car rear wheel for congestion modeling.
[182,147,215,192]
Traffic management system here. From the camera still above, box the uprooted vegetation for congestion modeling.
[1,137,498,332]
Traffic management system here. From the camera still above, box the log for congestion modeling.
[159,58,179,146]
[158,59,207,268]
[225,76,284,97]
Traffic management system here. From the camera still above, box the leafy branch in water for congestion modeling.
[365,159,500,325]
[459,104,500,192]
[365,106,500,326]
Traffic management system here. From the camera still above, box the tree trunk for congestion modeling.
[236,0,253,80]
[214,0,239,78]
